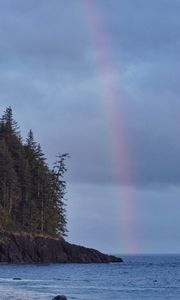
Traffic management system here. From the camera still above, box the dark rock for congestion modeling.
[52,296,67,300]
[0,232,123,264]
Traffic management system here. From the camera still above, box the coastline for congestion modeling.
[0,231,123,264]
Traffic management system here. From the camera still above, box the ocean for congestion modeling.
[0,255,180,300]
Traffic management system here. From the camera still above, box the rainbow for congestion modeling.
[81,1,139,253]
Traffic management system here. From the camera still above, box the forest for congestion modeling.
[0,107,68,237]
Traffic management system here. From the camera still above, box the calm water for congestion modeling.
[0,255,180,299]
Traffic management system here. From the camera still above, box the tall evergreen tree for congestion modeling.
[53,153,69,236]
[0,107,68,237]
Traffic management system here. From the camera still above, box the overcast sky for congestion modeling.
[0,0,180,254]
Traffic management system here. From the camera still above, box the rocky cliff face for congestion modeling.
[0,232,122,264]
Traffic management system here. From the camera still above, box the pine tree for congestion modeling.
[53,153,69,237]
[0,107,68,237]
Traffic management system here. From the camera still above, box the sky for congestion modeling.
[0,0,180,254]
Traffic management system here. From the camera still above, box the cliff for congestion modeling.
[0,232,122,264]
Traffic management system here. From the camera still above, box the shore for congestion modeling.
[0,231,122,264]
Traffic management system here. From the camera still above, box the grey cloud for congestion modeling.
[67,183,180,253]
[0,0,180,187]
[0,0,89,65]
[102,0,180,60]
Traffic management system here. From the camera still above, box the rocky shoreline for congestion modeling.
[0,232,122,264]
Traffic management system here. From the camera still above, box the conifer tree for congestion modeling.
[0,107,68,237]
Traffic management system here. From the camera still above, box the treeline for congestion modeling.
[0,107,68,237]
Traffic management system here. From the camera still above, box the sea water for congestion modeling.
[0,255,180,300]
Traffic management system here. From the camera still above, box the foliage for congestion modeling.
[0,107,68,237]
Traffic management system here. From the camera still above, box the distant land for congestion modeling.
[0,107,122,263]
